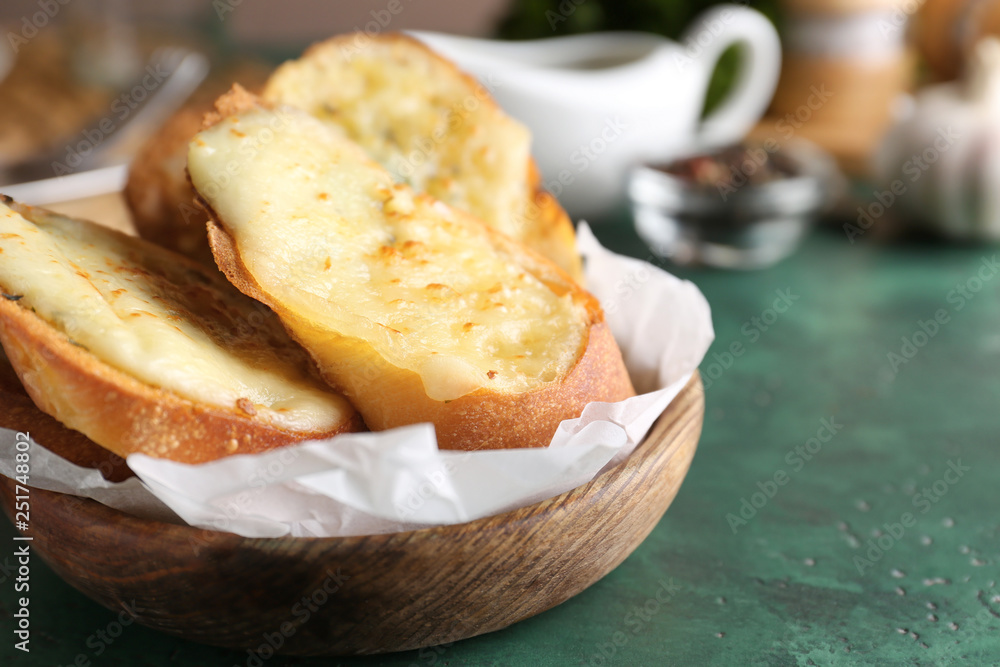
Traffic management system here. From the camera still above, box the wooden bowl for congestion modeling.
[0,373,703,656]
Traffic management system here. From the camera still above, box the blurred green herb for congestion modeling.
[495,0,781,116]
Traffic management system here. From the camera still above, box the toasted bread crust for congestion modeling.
[124,105,216,264]
[525,161,581,280]
[201,83,259,127]
[0,298,363,463]
[339,320,633,450]
[0,349,133,482]
[197,88,633,451]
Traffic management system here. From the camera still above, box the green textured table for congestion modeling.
[3,219,999,666]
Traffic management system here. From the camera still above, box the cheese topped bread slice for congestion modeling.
[0,197,362,463]
[189,88,633,451]
[262,33,582,279]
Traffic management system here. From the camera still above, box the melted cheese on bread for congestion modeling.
[189,104,589,401]
[263,36,545,258]
[0,199,353,432]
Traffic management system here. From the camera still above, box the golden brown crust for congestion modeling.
[124,105,216,264]
[342,321,634,450]
[202,83,261,127]
[198,88,633,451]
[0,348,132,482]
[0,298,364,464]
[525,160,583,280]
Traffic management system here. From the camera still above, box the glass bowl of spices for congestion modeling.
[628,140,840,269]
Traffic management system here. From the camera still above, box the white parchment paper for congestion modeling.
[0,225,714,537]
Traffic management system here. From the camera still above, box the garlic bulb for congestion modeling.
[874,38,1000,240]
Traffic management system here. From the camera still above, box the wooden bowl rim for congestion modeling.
[15,372,703,547]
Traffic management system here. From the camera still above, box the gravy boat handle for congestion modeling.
[684,5,782,150]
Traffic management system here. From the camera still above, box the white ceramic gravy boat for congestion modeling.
[411,5,780,220]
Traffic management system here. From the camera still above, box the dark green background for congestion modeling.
[3,215,999,666]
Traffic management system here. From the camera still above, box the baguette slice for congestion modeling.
[189,89,634,451]
[264,33,582,279]
[0,197,362,463]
